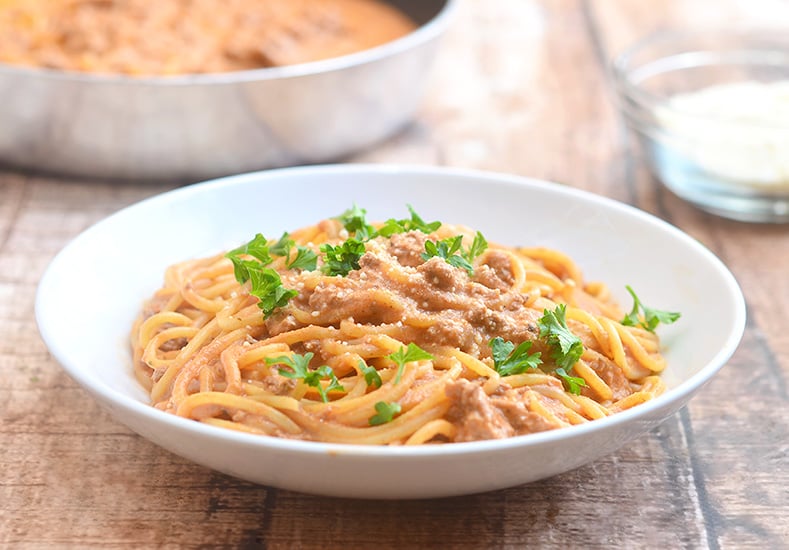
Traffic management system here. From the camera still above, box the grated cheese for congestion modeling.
[658,80,789,189]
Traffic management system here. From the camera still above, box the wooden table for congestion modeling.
[2,1,787,548]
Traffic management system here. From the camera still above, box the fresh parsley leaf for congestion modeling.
[422,235,460,258]
[267,351,311,378]
[464,231,488,263]
[336,204,376,240]
[388,343,433,384]
[336,203,441,240]
[287,246,318,271]
[228,258,264,285]
[247,264,298,318]
[354,224,377,242]
[369,401,401,425]
[555,367,587,395]
[320,238,366,276]
[421,232,487,276]
[308,365,345,403]
[621,285,681,332]
[358,359,382,389]
[375,218,408,238]
[421,235,474,275]
[225,233,273,282]
[266,352,344,403]
[269,233,318,271]
[226,234,297,317]
[445,255,474,275]
[403,204,442,233]
[269,232,294,257]
[489,336,542,376]
[538,304,584,370]
[377,205,441,237]
[336,203,367,231]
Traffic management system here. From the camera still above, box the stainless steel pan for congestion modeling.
[0,0,454,181]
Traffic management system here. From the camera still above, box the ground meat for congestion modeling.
[159,337,187,352]
[306,284,406,326]
[418,257,465,294]
[445,380,559,442]
[493,388,558,434]
[266,313,300,337]
[582,350,632,401]
[286,232,548,358]
[446,379,514,441]
[261,373,297,395]
[387,231,429,268]
[473,264,510,291]
[474,250,516,290]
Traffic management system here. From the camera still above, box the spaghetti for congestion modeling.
[131,207,673,445]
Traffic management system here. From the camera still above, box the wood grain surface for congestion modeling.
[2,1,788,548]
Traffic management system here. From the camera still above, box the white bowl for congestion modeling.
[35,165,746,498]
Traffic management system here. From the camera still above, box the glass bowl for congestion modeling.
[612,30,789,223]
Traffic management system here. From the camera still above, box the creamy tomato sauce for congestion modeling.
[0,0,415,75]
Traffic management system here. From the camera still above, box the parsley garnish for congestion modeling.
[537,305,587,394]
[320,238,366,276]
[376,219,407,238]
[336,203,440,240]
[270,233,318,271]
[247,265,298,318]
[287,247,318,271]
[377,204,441,237]
[621,285,681,332]
[422,235,474,275]
[226,234,297,317]
[325,204,440,276]
[465,231,488,264]
[421,231,488,276]
[336,204,376,240]
[388,343,433,384]
[538,304,584,370]
[225,233,273,282]
[358,359,382,389]
[266,352,344,403]
[404,204,442,233]
[369,401,401,425]
[555,367,587,395]
[489,337,542,376]
[269,232,292,257]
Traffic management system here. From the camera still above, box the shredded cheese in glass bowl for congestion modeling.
[613,30,789,223]
[661,81,789,188]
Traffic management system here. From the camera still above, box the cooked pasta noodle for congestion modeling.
[131,210,670,445]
